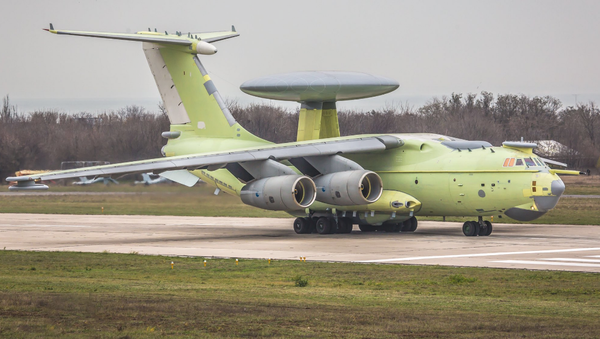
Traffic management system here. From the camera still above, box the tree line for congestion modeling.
[1,92,598,180]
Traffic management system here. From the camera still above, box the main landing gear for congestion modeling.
[293,217,353,234]
[380,217,417,233]
[462,216,492,237]
[294,216,419,235]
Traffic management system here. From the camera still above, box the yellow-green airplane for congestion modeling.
[7,25,582,237]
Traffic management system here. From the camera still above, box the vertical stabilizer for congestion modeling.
[143,43,243,138]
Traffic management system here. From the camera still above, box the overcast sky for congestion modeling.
[1,0,599,112]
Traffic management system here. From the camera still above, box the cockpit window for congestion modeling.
[524,158,535,167]
[515,159,524,166]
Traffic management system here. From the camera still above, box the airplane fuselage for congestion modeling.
[171,132,563,225]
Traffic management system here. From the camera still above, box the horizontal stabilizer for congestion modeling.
[44,24,239,46]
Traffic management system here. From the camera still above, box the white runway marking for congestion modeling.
[587,255,600,258]
[492,260,600,268]
[358,247,600,263]
[541,258,600,263]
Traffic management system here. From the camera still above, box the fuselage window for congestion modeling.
[524,158,535,167]
[503,158,516,167]
[515,159,524,166]
[533,158,543,166]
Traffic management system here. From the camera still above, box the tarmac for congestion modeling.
[1,213,600,273]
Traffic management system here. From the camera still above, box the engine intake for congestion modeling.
[240,175,316,211]
[314,170,383,205]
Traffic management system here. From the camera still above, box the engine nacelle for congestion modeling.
[314,170,383,206]
[240,175,316,211]
[196,41,217,55]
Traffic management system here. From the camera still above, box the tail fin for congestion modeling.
[45,25,263,142]
[143,43,244,138]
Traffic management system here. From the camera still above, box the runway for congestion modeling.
[2,213,600,272]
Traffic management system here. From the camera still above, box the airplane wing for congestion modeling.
[7,135,402,190]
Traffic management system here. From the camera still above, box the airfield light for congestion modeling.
[268,258,271,265]
[204,260,207,267]
[171,261,174,269]
[235,259,238,265]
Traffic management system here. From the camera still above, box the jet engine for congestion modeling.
[240,175,316,211]
[314,170,383,205]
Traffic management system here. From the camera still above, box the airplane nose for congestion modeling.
[551,178,565,196]
[533,178,565,211]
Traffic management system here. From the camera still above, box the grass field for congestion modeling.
[0,250,599,338]
[1,175,599,224]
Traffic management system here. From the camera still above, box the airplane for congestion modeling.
[134,173,171,185]
[73,177,119,186]
[6,24,583,237]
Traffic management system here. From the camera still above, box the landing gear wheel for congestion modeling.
[308,217,317,233]
[293,218,311,234]
[401,217,418,232]
[359,224,375,232]
[337,218,353,233]
[462,221,479,236]
[479,221,493,236]
[316,217,333,234]
[384,223,401,233]
[409,217,418,232]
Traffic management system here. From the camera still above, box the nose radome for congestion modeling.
[551,179,565,197]
[534,179,565,212]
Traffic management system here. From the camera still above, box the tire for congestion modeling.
[402,217,417,232]
[309,218,318,233]
[409,217,418,232]
[384,223,401,232]
[359,224,375,232]
[462,221,478,236]
[338,218,353,233]
[400,219,411,232]
[316,217,333,234]
[293,218,310,234]
[482,221,493,236]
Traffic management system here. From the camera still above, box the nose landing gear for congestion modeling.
[462,216,492,236]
